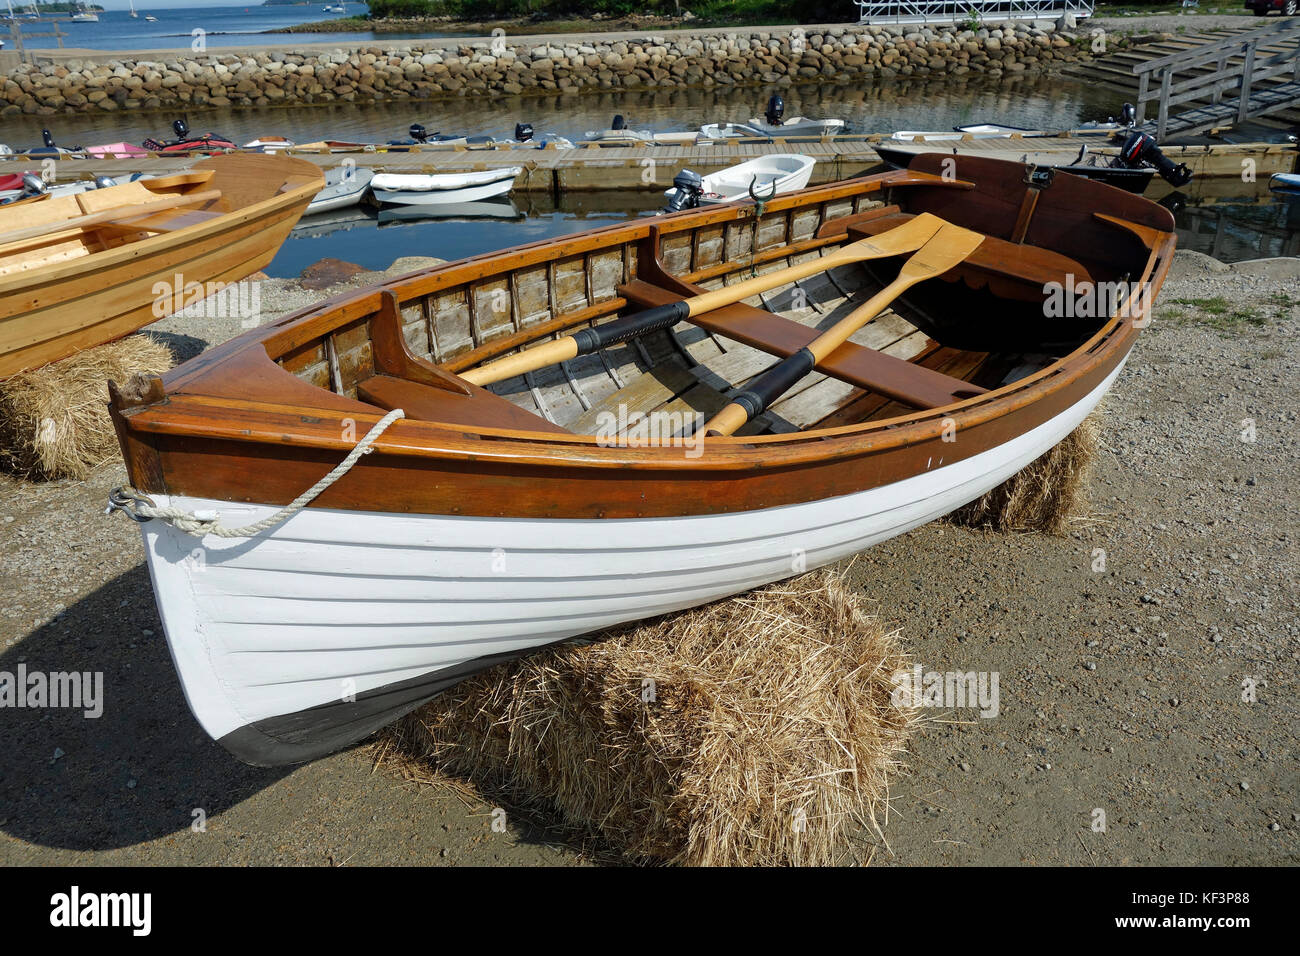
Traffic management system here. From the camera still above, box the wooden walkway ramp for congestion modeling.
[1067,19,1300,139]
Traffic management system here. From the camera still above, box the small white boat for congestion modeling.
[701,118,845,140]
[664,154,815,210]
[584,118,699,147]
[244,136,296,152]
[306,166,374,214]
[370,166,522,206]
[1269,172,1300,194]
[144,14,157,20]
[891,123,1121,143]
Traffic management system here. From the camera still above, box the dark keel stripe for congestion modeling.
[217,647,532,767]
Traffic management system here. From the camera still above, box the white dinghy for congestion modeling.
[369,167,523,206]
[664,153,816,210]
[306,166,374,214]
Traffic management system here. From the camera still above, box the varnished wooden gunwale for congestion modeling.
[112,157,1177,520]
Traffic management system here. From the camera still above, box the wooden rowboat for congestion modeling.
[108,154,1175,765]
[0,153,323,378]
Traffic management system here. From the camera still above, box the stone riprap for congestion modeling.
[2,20,1109,117]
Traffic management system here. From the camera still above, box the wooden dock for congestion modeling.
[0,140,891,194]
[1066,20,1300,136]
[3,135,1293,194]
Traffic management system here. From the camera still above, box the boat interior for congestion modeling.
[185,156,1172,446]
[0,154,322,280]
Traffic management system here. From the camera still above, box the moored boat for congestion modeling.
[664,153,815,210]
[106,153,1175,765]
[702,96,846,140]
[369,166,522,205]
[306,166,374,214]
[0,153,322,378]
[1269,172,1300,194]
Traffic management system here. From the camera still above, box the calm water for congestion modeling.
[5,5,448,51]
[0,46,1293,266]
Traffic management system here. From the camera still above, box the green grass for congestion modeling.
[1167,296,1272,333]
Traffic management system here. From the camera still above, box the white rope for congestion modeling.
[114,409,405,539]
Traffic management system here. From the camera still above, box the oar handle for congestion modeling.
[705,347,816,437]
[461,301,689,386]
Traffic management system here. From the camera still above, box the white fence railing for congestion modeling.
[855,0,1094,26]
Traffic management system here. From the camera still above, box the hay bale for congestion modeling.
[378,569,916,866]
[948,412,1100,535]
[0,336,173,481]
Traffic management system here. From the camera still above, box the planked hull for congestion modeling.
[139,360,1119,765]
[109,154,1177,764]
[0,154,322,378]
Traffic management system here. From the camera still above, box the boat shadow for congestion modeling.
[0,563,290,852]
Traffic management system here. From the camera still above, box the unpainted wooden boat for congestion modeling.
[369,167,522,206]
[0,153,322,378]
[108,154,1175,765]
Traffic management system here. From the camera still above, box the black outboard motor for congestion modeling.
[42,129,56,148]
[409,123,428,143]
[1120,102,1136,127]
[764,94,785,127]
[665,169,705,212]
[172,118,190,139]
[1115,128,1193,187]
[514,122,534,143]
[611,114,626,131]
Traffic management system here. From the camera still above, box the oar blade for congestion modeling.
[846,211,944,260]
[897,222,985,283]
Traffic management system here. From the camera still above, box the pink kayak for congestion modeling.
[85,142,150,158]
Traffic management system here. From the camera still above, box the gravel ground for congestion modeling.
[0,249,1295,866]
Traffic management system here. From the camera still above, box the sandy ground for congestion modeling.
[0,249,1296,866]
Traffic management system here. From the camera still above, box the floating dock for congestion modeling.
[2,136,1294,194]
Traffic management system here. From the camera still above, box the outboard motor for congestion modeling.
[611,114,626,131]
[21,172,48,195]
[514,122,534,143]
[764,94,785,127]
[1120,102,1136,128]
[172,118,190,139]
[42,129,56,148]
[665,169,705,212]
[409,123,428,143]
[93,175,117,190]
[1115,128,1193,187]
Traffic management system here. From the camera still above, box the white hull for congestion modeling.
[370,167,521,206]
[139,362,1122,762]
[305,167,373,213]
[665,153,815,206]
[702,118,846,139]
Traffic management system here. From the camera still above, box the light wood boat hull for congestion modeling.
[110,154,1176,764]
[0,154,322,378]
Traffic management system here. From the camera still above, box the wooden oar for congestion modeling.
[0,188,222,248]
[459,212,948,387]
[703,222,986,438]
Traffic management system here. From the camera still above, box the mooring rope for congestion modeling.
[107,408,405,539]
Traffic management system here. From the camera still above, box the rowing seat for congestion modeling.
[358,288,572,434]
[847,214,1093,290]
[618,278,985,410]
[357,374,572,435]
[96,207,226,235]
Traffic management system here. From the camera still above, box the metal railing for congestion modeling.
[1134,18,1300,140]
[855,0,1094,26]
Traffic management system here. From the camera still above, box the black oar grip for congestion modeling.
[572,301,690,354]
[730,347,817,420]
